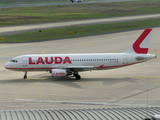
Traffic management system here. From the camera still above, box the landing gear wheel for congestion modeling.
[75,75,81,80]
[73,71,81,80]
[23,71,27,79]
[24,75,27,79]
[73,73,77,77]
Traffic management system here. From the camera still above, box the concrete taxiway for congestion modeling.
[0,27,160,110]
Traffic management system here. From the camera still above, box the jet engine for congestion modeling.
[51,69,67,77]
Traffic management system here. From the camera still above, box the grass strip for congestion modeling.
[0,0,68,4]
[1,18,160,43]
[0,1,160,26]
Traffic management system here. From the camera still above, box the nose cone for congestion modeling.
[4,62,10,69]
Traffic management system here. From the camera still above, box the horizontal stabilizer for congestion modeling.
[136,55,156,61]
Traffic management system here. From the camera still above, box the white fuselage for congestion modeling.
[4,53,155,71]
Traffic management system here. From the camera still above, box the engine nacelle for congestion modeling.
[51,69,67,77]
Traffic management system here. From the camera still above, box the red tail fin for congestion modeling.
[125,29,152,54]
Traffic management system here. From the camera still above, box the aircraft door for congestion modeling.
[123,55,128,64]
[22,57,28,66]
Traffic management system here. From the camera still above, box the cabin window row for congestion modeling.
[71,59,118,61]
[29,59,118,62]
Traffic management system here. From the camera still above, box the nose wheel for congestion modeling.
[24,71,27,79]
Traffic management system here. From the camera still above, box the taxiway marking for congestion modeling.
[33,80,48,109]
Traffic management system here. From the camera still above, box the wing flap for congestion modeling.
[67,66,95,71]
[52,66,94,71]
[67,66,94,69]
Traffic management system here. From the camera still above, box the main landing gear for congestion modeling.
[73,72,81,80]
[24,71,27,79]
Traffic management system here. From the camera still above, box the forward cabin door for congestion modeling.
[22,57,28,66]
[123,55,128,64]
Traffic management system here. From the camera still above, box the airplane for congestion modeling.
[4,29,156,80]
[70,0,83,3]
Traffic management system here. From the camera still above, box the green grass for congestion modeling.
[0,0,67,4]
[1,18,160,43]
[0,1,160,43]
[0,0,101,5]
[0,1,160,26]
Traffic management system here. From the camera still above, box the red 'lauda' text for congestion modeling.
[29,56,72,64]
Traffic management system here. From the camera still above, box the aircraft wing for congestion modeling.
[67,66,94,71]
[53,66,94,71]
[67,66,94,69]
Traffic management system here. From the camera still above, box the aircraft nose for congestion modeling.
[4,62,10,69]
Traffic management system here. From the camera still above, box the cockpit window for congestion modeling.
[10,59,18,63]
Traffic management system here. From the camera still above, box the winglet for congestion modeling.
[125,29,152,54]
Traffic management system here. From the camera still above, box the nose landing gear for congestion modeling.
[24,71,27,79]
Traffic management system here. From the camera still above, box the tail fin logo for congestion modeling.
[133,29,152,54]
